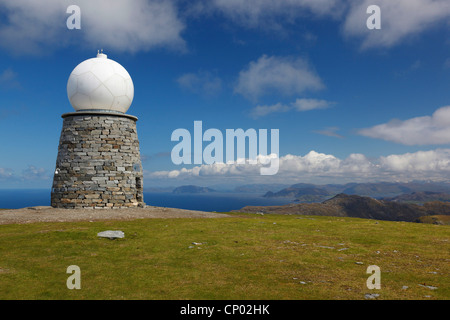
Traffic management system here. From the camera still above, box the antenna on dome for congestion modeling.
[97,49,107,59]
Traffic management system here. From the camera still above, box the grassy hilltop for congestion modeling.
[0,212,448,300]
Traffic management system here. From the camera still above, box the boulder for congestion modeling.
[97,230,125,240]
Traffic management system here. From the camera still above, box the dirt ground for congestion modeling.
[0,206,231,225]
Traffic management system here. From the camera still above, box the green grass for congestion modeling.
[417,215,450,225]
[0,213,448,300]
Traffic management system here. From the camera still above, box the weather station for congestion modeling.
[51,51,145,209]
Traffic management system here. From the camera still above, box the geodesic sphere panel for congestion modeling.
[67,54,134,113]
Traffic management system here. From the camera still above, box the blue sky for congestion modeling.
[0,0,450,189]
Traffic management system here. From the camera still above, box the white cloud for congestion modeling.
[0,0,185,55]
[380,149,450,173]
[359,106,450,145]
[250,98,333,118]
[145,148,450,185]
[292,98,332,111]
[2,0,446,55]
[250,103,291,118]
[177,71,222,96]
[343,0,450,49]
[191,0,450,49]
[0,0,65,55]
[235,55,324,101]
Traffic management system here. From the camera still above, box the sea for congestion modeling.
[0,189,294,212]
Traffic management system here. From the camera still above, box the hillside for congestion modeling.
[264,185,330,199]
[340,182,413,197]
[235,193,450,222]
[416,215,450,225]
[382,192,450,203]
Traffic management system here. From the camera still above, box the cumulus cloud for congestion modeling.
[0,0,185,55]
[359,106,450,145]
[198,0,450,49]
[3,0,447,55]
[189,0,449,49]
[145,148,450,185]
[177,71,222,96]
[250,98,333,118]
[343,0,450,49]
[235,55,324,101]
[380,149,450,173]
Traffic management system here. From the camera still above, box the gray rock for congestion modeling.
[364,293,380,299]
[97,230,125,239]
[27,206,53,210]
[418,284,438,290]
[318,246,335,249]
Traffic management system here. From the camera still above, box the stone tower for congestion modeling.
[51,52,145,209]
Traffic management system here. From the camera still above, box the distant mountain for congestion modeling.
[144,187,174,193]
[262,181,450,201]
[172,185,216,194]
[341,182,413,197]
[234,184,290,193]
[382,192,450,203]
[264,186,330,203]
[234,193,450,222]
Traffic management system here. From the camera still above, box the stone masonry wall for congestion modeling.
[51,113,145,209]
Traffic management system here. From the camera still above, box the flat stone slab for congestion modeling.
[97,230,125,239]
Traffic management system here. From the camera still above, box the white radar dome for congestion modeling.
[67,51,134,113]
